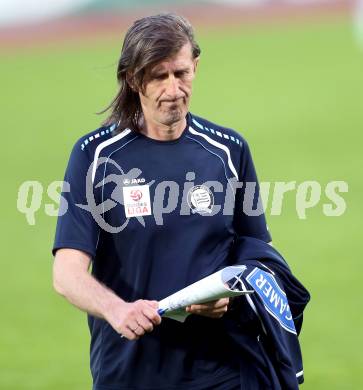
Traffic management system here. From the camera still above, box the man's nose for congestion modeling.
[165,75,179,97]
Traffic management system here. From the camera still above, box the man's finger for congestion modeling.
[142,305,162,325]
[210,298,230,308]
[187,300,229,312]
[188,306,226,314]
[145,300,159,309]
[137,315,154,333]
[132,325,145,337]
[196,298,229,309]
[122,328,138,340]
[185,307,227,318]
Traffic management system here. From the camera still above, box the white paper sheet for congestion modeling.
[158,265,254,322]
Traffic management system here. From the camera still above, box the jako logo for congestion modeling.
[123,178,146,185]
[131,178,146,184]
[130,190,142,201]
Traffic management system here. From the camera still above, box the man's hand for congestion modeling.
[105,299,162,340]
[53,249,162,341]
[185,298,229,319]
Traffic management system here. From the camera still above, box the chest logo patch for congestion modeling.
[123,185,152,218]
[187,185,214,215]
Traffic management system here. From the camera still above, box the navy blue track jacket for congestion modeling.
[223,236,310,389]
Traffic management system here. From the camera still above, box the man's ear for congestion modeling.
[193,57,200,73]
[126,72,137,92]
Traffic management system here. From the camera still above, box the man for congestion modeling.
[53,13,307,390]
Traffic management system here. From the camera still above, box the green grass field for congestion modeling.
[1,17,362,389]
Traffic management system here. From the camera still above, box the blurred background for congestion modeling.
[1,0,362,388]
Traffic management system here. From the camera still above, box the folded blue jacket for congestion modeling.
[223,236,310,390]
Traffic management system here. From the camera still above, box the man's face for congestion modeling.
[138,43,198,128]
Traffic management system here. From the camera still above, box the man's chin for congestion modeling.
[160,109,185,126]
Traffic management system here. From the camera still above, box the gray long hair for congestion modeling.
[102,13,201,134]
